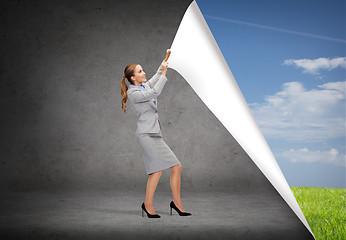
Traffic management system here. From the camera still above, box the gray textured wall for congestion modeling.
[1,0,275,194]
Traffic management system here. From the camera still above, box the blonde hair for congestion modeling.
[121,63,138,113]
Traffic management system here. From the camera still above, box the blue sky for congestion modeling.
[196,0,345,187]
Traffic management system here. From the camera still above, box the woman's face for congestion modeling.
[131,65,146,85]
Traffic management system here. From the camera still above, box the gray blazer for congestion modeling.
[127,65,168,134]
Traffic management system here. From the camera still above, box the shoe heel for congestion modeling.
[142,209,144,217]
[170,206,172,215]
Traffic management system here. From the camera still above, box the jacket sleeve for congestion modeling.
[128,75,168,103]
[146,64,163,88]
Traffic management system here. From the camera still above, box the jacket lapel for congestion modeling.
[128,84,157,109]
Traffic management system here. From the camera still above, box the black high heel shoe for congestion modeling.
[141,202,161,218]
[170,201,192,216]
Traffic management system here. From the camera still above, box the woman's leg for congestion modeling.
[170,163,185,212]
[144,170,163,214]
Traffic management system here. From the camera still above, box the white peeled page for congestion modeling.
[168,0,313,236]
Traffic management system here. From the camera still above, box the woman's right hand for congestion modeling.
[161,60,168,73]
[161,49,171,75]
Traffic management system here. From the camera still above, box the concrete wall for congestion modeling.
[1,0,275,194]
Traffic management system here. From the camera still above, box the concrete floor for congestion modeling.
[0,188,313,240]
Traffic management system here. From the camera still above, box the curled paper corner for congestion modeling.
[168,0,314,237]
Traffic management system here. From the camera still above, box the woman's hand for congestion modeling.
[161,61,169,72]
[161,49,171,75]
[164,49,171,62]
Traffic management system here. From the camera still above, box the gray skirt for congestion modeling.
[135,131,181,175]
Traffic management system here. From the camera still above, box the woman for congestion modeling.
[120,49,191,218]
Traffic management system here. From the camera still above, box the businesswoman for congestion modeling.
[120,49,191,218]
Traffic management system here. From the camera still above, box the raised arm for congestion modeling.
[128,75,168,103]
[146,64,163,88]
[146,49,171,88]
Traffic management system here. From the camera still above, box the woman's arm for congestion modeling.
[146,64,163,88]
[128,75,168,103]
[146,49,170,88]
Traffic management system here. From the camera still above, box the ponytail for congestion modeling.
[120,63,138,113]
[121,75,128,113]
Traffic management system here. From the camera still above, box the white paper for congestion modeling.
[168,0,313,236]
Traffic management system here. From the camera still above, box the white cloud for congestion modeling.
[283,57,346,75]
[249,81,345,142]
[276,148,346,166]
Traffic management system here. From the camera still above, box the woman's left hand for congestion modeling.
[164,49,171,61]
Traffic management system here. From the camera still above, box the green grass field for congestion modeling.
[290,187,345,240]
